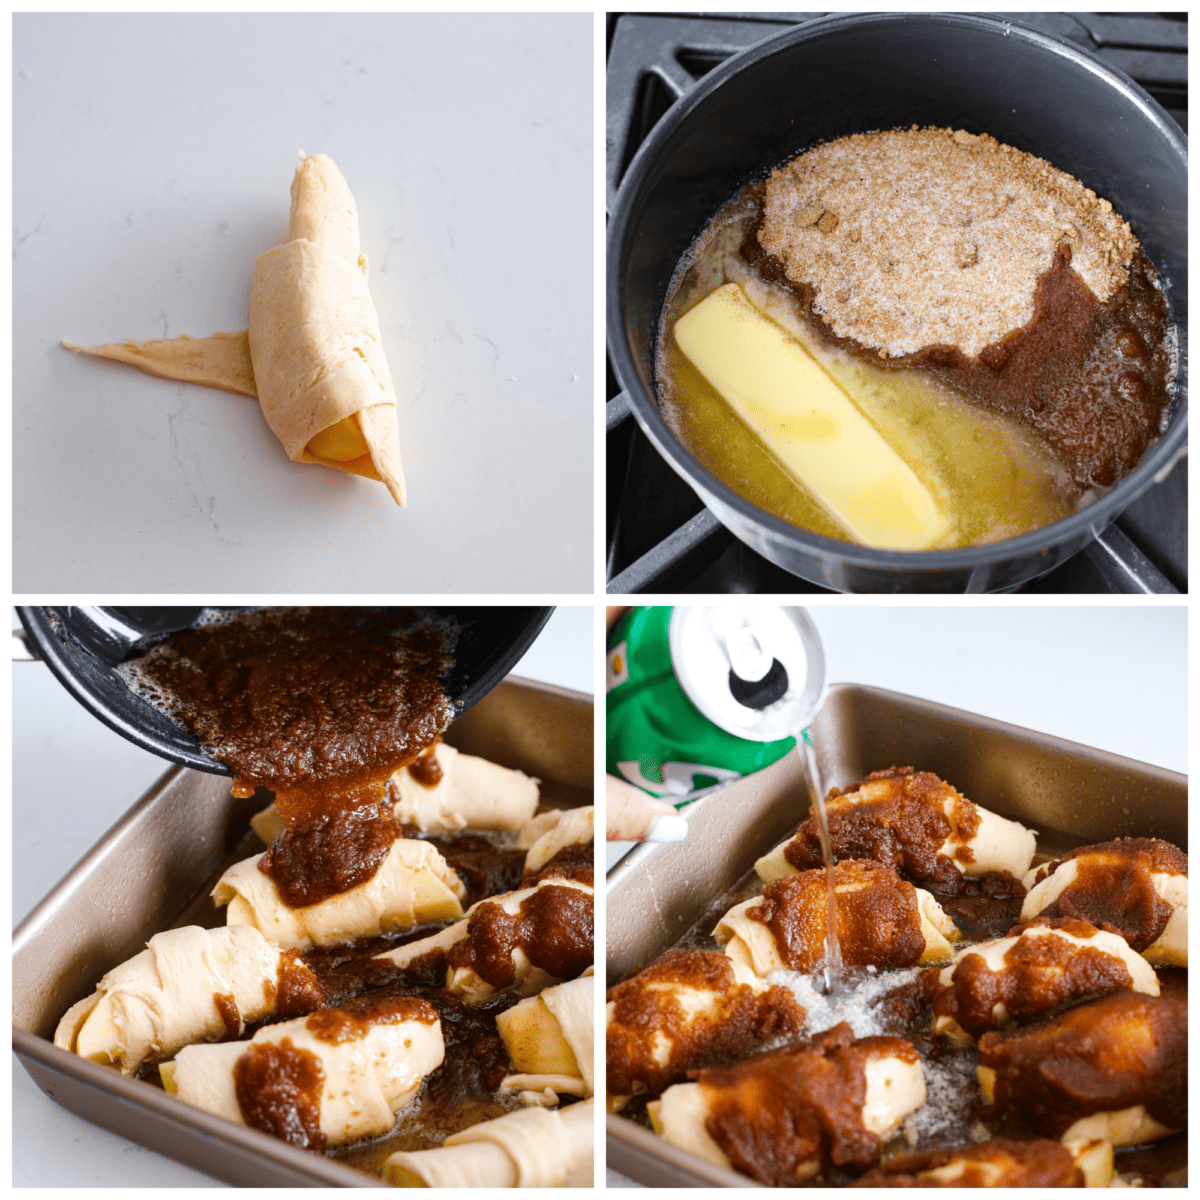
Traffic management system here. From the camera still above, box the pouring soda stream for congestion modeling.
[607,605,841,987]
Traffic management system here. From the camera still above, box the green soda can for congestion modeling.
[606,605,827,807]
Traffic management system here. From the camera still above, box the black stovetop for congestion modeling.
[606,12,1187,594]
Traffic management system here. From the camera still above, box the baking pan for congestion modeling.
[606,683,1187,1187]
[13,676,593,1188]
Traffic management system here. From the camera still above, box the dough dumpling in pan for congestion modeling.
[249,743,541,844]
[852,1136,1114,1187]
[53,924,324,1074]
[522,805,594,882]
[161,995,443,1150]
[496,970,595,1098]
[375,876,593,1005]
[1021,838,1187,966]
[648,1024,925,1185]
[757,767,1036,891]
[605,949,806,1111]
[976,991,1187,1146]
[932,916,1159,1044]
[715,860,959,976]
[383,1098,594,1187]
[211,836,464,951]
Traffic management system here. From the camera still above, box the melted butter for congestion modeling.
[657,204,1077,550]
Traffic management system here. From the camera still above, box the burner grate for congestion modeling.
[606,12,1187,594]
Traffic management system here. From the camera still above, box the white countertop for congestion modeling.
[14,13,593,593]
[13,605,595,1187]
[606,602,1186,1187]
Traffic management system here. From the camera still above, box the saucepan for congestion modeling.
[607,12,1188,593]
[14,606,553,773]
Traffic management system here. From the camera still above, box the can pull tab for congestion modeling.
[720,609,790,711]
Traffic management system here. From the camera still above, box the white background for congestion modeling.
[606,602,1186,1186]
[14,13,592,592]
[13,605,595,1187]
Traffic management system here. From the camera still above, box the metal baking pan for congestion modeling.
[13,676,593,1188]
[606,683,1187,1187]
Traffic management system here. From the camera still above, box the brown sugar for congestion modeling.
[759,127,1139,358]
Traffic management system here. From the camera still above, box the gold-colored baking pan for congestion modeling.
[606,683,1186,1187]
[13,677,593,1187]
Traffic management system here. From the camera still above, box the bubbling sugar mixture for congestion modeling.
[655,128,1176,551]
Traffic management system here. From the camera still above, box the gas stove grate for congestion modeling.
[606,12,1187,594]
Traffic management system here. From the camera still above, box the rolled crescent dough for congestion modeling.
[62,154,406,505]
[496,970,595,1097]
[524,806,594,875]
[162,1004,443,1147]
[383,1098,593,1187]
[375,876,594,1004]
[212,837,464,951]
[53,924,317,1074]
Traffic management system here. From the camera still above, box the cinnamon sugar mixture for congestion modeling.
[760,128,1138,358]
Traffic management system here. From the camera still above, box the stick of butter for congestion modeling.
[674,283,949,549]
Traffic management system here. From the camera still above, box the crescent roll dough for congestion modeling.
[63,154,406,505]
[211,837,464,951]
[161,999,443,1148]
[496,971,595,1097]
[53,924,321,1074]
[383,1098,594,1188]
[375,876,593,1004]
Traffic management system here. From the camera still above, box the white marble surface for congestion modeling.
[13,604,594,1187]
[14,13,592,592]
[606,602,1187,1187]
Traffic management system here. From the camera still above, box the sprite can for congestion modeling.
[607,605,827,807]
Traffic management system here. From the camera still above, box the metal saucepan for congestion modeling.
[607,12,1188,593]
[14,606,553,774]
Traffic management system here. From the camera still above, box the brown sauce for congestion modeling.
[700,1024,920,1183]
[273,948,330,1017]
[931,871,1026,943]
[305,994,438,1044]
[522,839,596,888]
[448,882,594,990]
[407,743,444,789]
[748,861,926,972]
[933,917,1136,1039]
[405,828,526,907]
[1029,838,1186,951]
[121,608,454,906]
[213,993,241,1041]
[605,949,806,1099]
[785,768,979,893]
[978,992,1187,1137]
[854,1136,1082,1187]
[234,1037,327,1152]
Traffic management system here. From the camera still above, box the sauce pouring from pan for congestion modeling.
[15,606,553,775]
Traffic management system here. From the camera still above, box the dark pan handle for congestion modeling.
[16,607,554,775]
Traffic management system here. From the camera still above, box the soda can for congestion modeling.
[607,605,827,807]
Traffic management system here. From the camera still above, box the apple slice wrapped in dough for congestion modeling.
[605,949,806,1111]
[756,767,1036,891]
[1020,838,1187,966]
[496,969,595,1099]
[161,996,443,1150]
[374,876,593,1004]
[53,924,324,1075]
[715,860,959,977]
[932,916,1159,1045]
[976,992,1186,1146]
[63,154,406,504]
[648,1025,925,1184]
[384,1098,593,1188]
[522,806,594,880]
[249,743,541,845]
[211,837,464,951]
